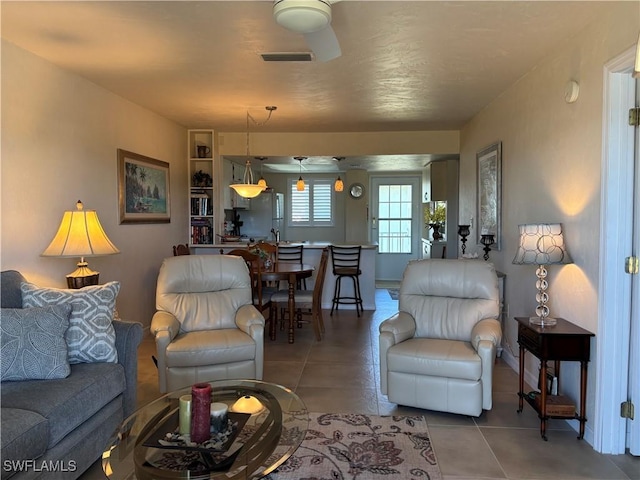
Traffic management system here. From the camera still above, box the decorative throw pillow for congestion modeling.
[21,281,120,364]
[1,304,72,381]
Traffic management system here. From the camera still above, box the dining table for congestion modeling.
[259,262,314,343]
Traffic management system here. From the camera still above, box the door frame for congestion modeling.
[370,174,422,282]
[595,45,636,454]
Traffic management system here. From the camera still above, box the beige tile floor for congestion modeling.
[84,288,639,480]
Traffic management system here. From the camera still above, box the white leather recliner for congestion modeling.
[379,259,501,417]
[151,255,265,393]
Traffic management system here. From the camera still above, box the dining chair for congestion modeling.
[248,242,279,288]
[276,244,306,288]
[329,245,363,317]
[225,249,274,317]
[269,247,329,341]
[172,244,191,256]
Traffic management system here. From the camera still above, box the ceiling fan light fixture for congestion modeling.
[273,0,331,34]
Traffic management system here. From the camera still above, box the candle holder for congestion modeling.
[481,234,495,261]
[457,225,471,254]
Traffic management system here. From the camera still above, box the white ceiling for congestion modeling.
[1,0,613,172]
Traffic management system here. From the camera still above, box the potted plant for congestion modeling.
[424,202,446,240]
[192,170,212,187]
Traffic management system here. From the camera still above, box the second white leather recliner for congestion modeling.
[151,255,265,393]
[379,259,501,417]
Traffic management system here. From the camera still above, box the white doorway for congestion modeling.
[370,175,422,282]
[596,45,639,455]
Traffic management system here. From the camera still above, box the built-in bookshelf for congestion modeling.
[188,130,214,245]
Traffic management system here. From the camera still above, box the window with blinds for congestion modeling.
[289,179,334,226]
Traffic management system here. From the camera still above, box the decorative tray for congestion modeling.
[142,410,250,452]
[137,410,251,474]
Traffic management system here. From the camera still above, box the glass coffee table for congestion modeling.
[102,380,308,479]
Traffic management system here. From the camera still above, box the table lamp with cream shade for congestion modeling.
[42,200,120,289]
[512,223,572,326]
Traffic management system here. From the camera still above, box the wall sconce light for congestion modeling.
[295,157,306,191]
[480,234,495,261]
[41,200,120,288]
[512,223,572,326]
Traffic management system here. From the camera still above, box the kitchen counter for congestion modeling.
[193,242,378,310]
[193,242,378,250]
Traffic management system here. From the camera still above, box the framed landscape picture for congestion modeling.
[118,149,170,224]
[476,142,502,250]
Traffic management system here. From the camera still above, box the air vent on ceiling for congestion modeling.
[261,52,314,62]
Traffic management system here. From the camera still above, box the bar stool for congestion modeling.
[329,245,363,317]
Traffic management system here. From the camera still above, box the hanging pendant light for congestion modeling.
[230,159,265,198]
[229,109,276,199]
[333,157,344,192]
[256,157,268,188]
[295,157,306,191]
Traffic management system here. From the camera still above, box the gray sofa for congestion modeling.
[0,270,143,480]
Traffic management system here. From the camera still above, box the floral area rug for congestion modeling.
[266,412,442,480]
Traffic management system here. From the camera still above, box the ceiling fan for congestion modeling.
[273,0,342,62]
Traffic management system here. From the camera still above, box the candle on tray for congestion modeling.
[210,402,229,433]
[190,383,211,443]
[178,394,191,435]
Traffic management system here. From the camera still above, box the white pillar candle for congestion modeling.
[209,402,228,433]
[178,395,191,435]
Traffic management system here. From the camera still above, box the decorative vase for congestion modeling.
[430,223,443,241]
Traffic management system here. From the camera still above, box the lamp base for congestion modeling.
[66,262,100,289]
[529,316,557,327]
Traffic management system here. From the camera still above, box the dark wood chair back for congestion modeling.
[173,244,191,256]
[225,249,270,312]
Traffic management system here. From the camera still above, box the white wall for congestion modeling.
[458,3,638,441]
[1,41,188,329]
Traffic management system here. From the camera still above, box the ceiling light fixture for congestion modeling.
[333,156,344,192]
[295,156,306,191]
[230,107,277,198]
[255,157,268,188]
[273,0,331,34]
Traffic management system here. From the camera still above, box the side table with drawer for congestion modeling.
[515,316,595,440]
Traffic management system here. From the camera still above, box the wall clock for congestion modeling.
[349,183,365,199]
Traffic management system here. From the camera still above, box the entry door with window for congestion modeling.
[370,176,422,282]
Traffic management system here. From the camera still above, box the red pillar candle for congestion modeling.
[190,383,212,443]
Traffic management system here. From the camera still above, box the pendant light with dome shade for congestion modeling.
[230,107,277,199]
[255,157,268,188]
[295,157,306,191]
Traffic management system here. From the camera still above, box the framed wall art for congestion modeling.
[476,142,502,250]
[118,149,170,224]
